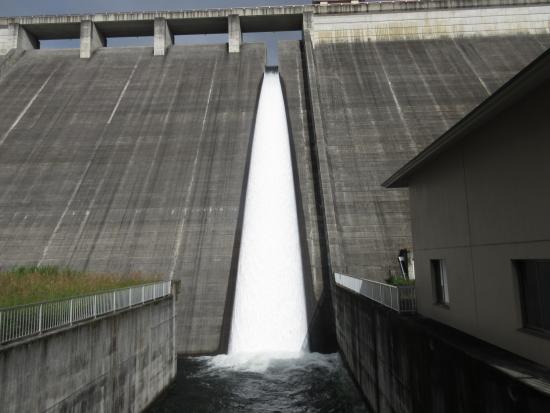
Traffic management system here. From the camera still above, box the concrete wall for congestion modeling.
[408,78,550,368]
[304,33,550,281]
[0,298,176,413]
[311,4,550,44]
[333,284,550,413]
[0,45,265,355]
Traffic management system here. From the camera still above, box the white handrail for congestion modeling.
[0,280,172,346]
[335,273,416,313]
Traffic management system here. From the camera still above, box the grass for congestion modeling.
[0,265,160,308]
[385,276,415,287]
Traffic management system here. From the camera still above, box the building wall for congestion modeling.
[312,4,550,44]
[0,298,176,413]
[409,79,550,368]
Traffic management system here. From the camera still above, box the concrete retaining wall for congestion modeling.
[0,297,176,413]
[333,284,550,413]
[312,4,550,44]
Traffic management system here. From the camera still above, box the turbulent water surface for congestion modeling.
[147,353,367,413]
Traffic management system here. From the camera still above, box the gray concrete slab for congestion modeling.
[0,44,265,354]
[308,34,550,280]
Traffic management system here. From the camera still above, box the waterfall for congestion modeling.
[228,70,309,355]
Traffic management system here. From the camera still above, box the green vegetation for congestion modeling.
[0,265,159,308]
[385,276,415,287]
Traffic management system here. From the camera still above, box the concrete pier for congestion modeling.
[4,23,38,52]
[228,15,241,54]
[154,18,174,56]
[80,20,105,59]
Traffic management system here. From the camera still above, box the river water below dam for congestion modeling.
[147,353,367,412]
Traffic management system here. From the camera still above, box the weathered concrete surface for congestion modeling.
[80,20,105,59]
[2,0,550,51]
[279,40,336,352]
[228,15,242,53]
[153,18,173,57]
[306,34,550,280]
[0,24,39,54]
[0,298,175,413]
[0,44,265,354]
[0,49,24,81]
[333,284,550,413]
[311,4,550,43]
[0,25,11,55]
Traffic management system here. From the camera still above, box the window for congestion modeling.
[516,260,550,335]
[431,259,449,306]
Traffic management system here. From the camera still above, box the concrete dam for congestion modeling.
[2,3,550,408]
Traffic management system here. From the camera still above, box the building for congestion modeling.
[383,48,550,368]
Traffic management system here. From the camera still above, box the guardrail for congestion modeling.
[335,273,416,313]
[0,280,172,346]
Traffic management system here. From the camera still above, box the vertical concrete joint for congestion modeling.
[228,15,242,54]
[9,23,38,51]
[154,18,174,56]
[80,20,105,59]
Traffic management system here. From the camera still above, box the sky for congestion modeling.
[0,0,308,15]
[1,0,309,64]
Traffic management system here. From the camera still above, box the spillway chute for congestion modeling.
[228,70,309,355]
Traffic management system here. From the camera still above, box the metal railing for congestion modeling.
[0,280,172,346]
[335,273,416,313]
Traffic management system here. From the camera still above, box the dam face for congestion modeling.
[2,1,550,358]
[0,44,265,354]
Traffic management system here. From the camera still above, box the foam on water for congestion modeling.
[204,352,338,374]
[228,71,308,355]
[146,353,369,412]
[205,352,305,373]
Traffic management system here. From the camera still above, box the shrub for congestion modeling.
[385,276,415,287]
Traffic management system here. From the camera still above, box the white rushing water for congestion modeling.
[228,71,309,355]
